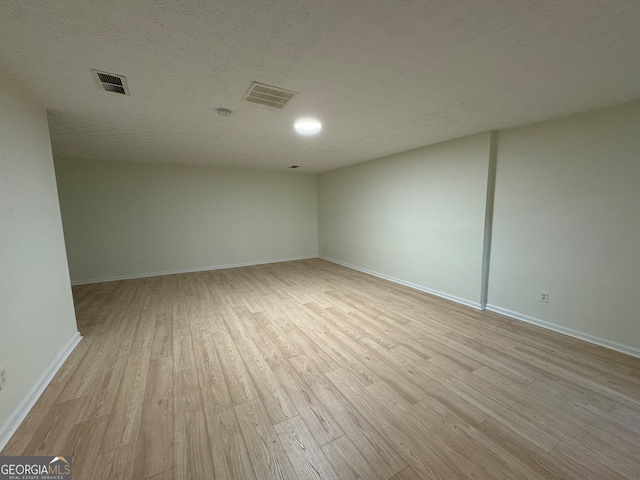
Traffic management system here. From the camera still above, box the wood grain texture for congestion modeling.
[173,367,215,480]
[389,466,423,480]
[131,357,173,480]
[147,470,174,480]
[274,415,339,480]
[235,398,297,480]
[2,259,639,480]
[23,398,85,456]
[62,415,110,480]
[0,379,69,455]
[101,306,156,451]
[91,442,136,480]
[208,318,259,406]
[190,325,256,480]
[321,434,384,480]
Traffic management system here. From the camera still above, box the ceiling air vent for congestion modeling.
[243,81,296,109]
[92,69,130,95]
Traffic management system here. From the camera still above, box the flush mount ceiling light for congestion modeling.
[294,118,322,136]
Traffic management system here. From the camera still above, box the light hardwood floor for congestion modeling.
[3,259,640,479]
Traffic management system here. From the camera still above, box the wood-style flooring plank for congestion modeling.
[270,358,344,446]
[609,403,640,434]
[326,368,463,480]
[91,442,136,480]
[131,357,173,480]
[23,398,85,456]
[224,308,298,424]
[151,320,173,360]
[432,355,640,470]
[208,318,259,406]
[147,470,174,480]
[0,379,69,455]
[389,466,424,480]
[62,416,110,480]
[59,285,139,407]
[101,307,156,450]
[549,440,629,480]
[173,367,215,480]
[423,358,561,452]
[475,416,574,480]
[235,398,297,480]
[320,435,383,480]
[387,345,489,426]
[289,356,407,479]
[190,325,256,480]
[243,314,345,447]
[412,395,548,480]
[274,415,340,480]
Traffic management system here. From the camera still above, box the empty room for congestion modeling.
[1,1,640,479]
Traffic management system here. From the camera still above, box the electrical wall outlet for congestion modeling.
[0,366,6,391]
[539,291,549,303]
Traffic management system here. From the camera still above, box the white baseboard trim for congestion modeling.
[319,256,640,358]
[71,255,319,285]
[486,304,640,359]
[320,256,482,310]
[0,332,82,451]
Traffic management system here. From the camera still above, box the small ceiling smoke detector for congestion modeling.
[289,165,300,169]
[216,108,232,117]
[92,69,130,95]
[294,118,322,136]
[243,81,297,109]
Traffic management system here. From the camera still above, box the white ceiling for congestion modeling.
[1,0,640,174]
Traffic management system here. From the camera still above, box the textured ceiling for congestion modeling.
[1,0,640,174]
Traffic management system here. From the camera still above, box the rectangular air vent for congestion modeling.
[243,81,296,109]
[92,69,130,95]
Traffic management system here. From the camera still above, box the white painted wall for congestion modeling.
[318,133,491,307]
[54,158,318,284]
[489,100,640,354]
[0,77,79,443]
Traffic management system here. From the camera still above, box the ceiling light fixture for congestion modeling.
[294,118,322,136]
